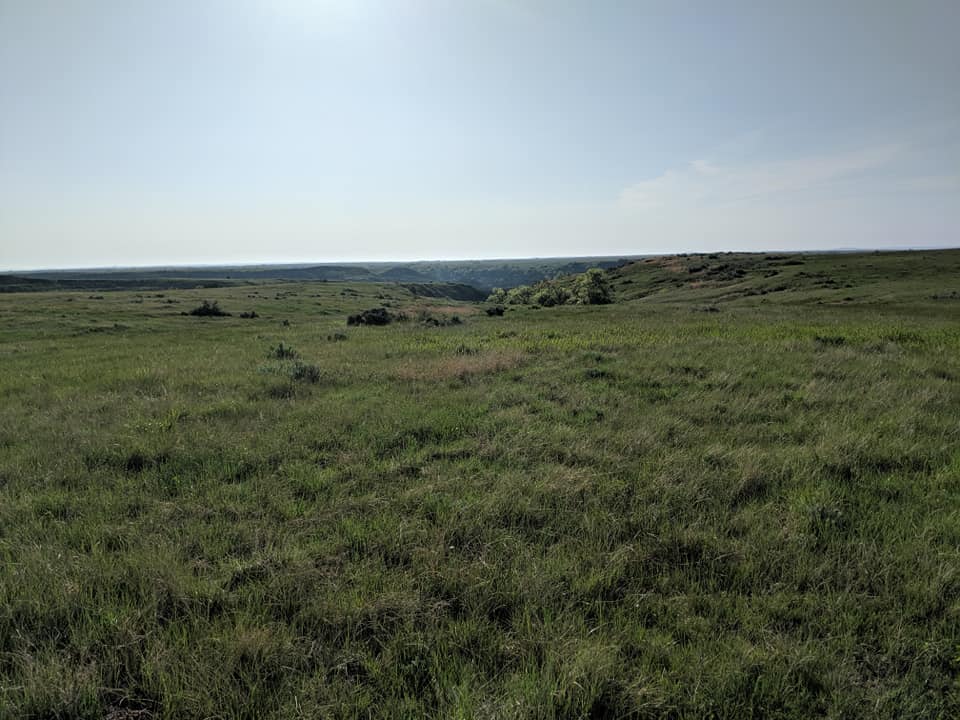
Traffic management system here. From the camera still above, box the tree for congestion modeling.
[488,287,508,304]
[573,268,612,305]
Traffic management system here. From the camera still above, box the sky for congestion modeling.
[1,0,958,270]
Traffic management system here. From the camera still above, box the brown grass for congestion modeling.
[393,350,528,381]
[401,303,481,318]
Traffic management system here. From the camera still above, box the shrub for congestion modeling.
[532,284,570,307]
[416,310,460,327]
[486,268,612,307]
[584,368,612,380]
[347,308,395,326]
[269,343,298,360]
[488,288,508,304]
[572,268,612,305]
[505,285,534,305]
[188,300,231,317]
[814,335,846,347]
[485,305,505,316]
[289,362,321,384]
[266,381,297,399]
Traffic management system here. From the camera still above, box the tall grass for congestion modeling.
[1,253,959,718]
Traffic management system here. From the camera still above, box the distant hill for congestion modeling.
[377,266,435,282]
[402,258,632,290]
[288,266,378,281]
[0,273,231,292]
[3,256,639,293]
[218,265,379,281]
[9,251,959,301]
[610,249,960,307]
[401,283,488,302]
[0,275,56,292]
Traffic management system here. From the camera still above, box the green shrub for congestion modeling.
[417,310,461,327]
[289,362,321,384]
[348,308,398,326]
[488,287,508,304]
[572,268,612,305]
[269,342,298,360]
[487,268,612,307]
[187,300,231,317]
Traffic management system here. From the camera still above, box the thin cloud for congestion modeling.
[899,174,960,192]
[620,144,904,211]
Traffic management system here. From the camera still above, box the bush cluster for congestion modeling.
[289,361,321,384]
[268,342,298,360]
[417,310,461,327]
[347,307,403,326]
[487,268,612,307]
[186,300,231,317]
[263,342,322,387]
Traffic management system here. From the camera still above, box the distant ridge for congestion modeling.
[377,266,435,282]
[2,256,636,293]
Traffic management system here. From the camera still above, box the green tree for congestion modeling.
[487,287,508,303]
[573,268,612,304]
[506,285,534,304]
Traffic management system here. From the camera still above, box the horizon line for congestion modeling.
[2,245,958,274]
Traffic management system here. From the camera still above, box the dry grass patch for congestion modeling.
[393,349,528,381]
[401,303,480,318]
[650,256,689,273]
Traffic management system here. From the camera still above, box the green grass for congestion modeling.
[1,251,959,718]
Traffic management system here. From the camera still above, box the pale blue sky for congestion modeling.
[1,0,958,269]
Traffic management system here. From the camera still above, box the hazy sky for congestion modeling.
[1,1,958,269]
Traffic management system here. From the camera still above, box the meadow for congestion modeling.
[1,250,958,719]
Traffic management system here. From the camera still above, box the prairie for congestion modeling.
[1,250,958,719]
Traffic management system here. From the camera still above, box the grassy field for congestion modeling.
[1,250,958,719]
